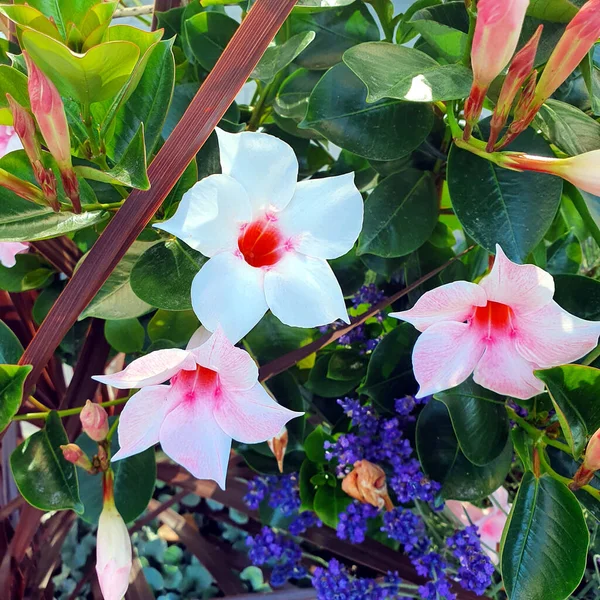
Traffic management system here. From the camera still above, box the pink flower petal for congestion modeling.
[479,245,554,315]
[215,128,298,215]
[277,173,364,260]
[264,251,349,328]
[93,349,196,389]
[446,499,487,526]
[478,511,508,564]
[391,281,487,332]
[0,125,22,158]
[412,321,485,397]
[186,326,212,350]
[473,335,545,399]
[154,174,252,257]
[514,300,600,368]
[0,242,28,268]
[213,383,303,444]
[191,326,258,391]
[191,251,268,344]
[159,399,232,489]
[112,385,173,462]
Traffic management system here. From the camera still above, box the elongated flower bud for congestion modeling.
[570,428,600,490]
[96,472,132,600]
[60,443,94,472]
[80,400,109,442]
[0,167,46,205]
[342,459,394,511]
[267,426,288,473]
[23,52,80,213]
[6,94,59,211]
[487,26,543,152]
[463,0,529,138]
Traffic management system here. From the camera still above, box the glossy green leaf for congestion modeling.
[435,379,509,466]
[512,429,534,472]
[307,354,362,397]
[294,0,355,10]
[148,310,199,346]
[11,410,83,513]
[0,254,53,292]
[299,459,320,511]
[274,68,323,121]
[0,364,30,434]
[358,169,437,258]
[15,0,98,38]
[104,318,145,354]
[535,365,600,458]
[526,0,584,23]
[77,2,117,52]
[330,247,367,297]
[0,65,29,125]
[447,120,563,262]
[290,1,379,70]
[327,349,367,382]
[0,4,61,41]
[76,420,156,524]
[546,231,581,275]
[130,240,204,311]
[304,425,333,465]
[582,51,600,116]
[344,42,472,103]
[313,484,352,528]
[185,11,238,71]
[553,274,600,320]
[252,32,315,82]
[264,371,306,443]
[501,472,588,600]
[0,321,23,364]
[80,242,154,320]
[22,29,140,105]
[302,63,433,161]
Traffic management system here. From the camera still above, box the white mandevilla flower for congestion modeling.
[392,245,600,399]
[156,129,364,343]
[93,327,303,489]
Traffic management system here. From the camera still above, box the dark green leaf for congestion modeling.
[0,364,30,434]
[274,68,322,121]
[330,247,367,297]
[554,274,600,320]
[299,459,320,511]
[264,371,306,443]
[327,349,367,382]
[302,63,433,161]
[0,321,22,364]
[252,32,315,82]
[526,0,584,23]
[185,11,238,71]
[11,410,83,513]
[512,428,534,472]
[148,310,199,346]
[0,254,53,292]
[313,484,352,528]
[358,168,437,258]
[104,318,145,354]
[546,231,581,275]
[307,354,361,397]
[501,472,588,600]
[304,425,333,465]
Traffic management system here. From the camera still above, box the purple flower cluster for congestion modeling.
[381,507,426,553]
[243,473,301,516]
[446,525,495,595]
[337,501,380,544]
[352,284,386,308]
[415,552,456,600]
[246,527,307,587]
[289,510,322,535]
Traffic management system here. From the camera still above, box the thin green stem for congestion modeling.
[106,416,119,443]
[27,395,50,413]
[446,101,464,139]
[77,200,126,212]
[462,6,477,67]
[506,406,571,454]
[301,551,329,568]
[13,397,131,421]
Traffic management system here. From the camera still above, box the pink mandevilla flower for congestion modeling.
[93,327,303,488]
[0,125,22,156]
[156,128,363,343]
[391,245,600,399]
[447,486,510,564]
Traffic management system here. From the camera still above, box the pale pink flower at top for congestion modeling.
[93,327,303,489]
[391,245,600,400]
[0,125,22,156]
[447,486,510,564]
[155,128,363,343]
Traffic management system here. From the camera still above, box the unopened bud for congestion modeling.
[571,428,600,490]
[0,167,46,205]
[80,400,109,442]
[342,460,394,511]
[267,427,288,473]
[60,443,93,471]
[60,167,81,213]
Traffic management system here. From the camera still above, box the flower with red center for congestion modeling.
[93,327,303,488]
[156,129,363,343]
[391,245,600,399]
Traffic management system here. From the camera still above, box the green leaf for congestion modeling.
[0,320,23,364]
[582,50,600,116]
[501,472,588,600]
[0,65,29,125]
[252,32,315,82]
[434,379,509,466]
[80,241,154,320]
[185,11,238,71]
[130,240,205,311]
[299,459,320,511]
[15,0,99,38]
[294,0,355,10]
[148,310,200,346]
[274,68,323,121]
[534,99,600,155]
[104,318,145,354]
[360,324,418,410]
[526,0,585,23]
[330,247,367,297]
[290,1,379,70]
[0,364,30,434]
[313,484,352,528]
[344,42,472,103]
[535,365,600,458]
[447,119,563,262]
[553,274,600,320]
[358,169,437,258]
[512,428,534,472]
[546,231,581,275]
[304,425,333,465]
[327,349,367,382]
[302,63,433,161]
[22,29,140,105]
[11,410,83,513]
[307,354,362,397]
[76,419,156,524]
[0,4,62,42]
[264,371,306,443]
[0,254,53,292]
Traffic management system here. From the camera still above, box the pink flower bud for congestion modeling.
[570,428,600,490]
[60,443,93,471]
[487,26,543,152]
[0,167,46,205]
[535,0,600,107]
[341,460,394,511]
[267,426,288,473]
[96,473,132,600]
[80,400,109,442]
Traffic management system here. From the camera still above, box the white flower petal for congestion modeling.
[277,173,364,259]
[264,252,349,328]
[216,128,298,214]
[154,174,251,257]
[191,252,268,343]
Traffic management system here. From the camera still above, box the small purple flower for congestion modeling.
[289,511,322,535]
[337,501,380,544]
[381,508,426,553]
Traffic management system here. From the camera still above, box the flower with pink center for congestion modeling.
[93,327,303,488]
[155,129,363,343]
[391,245,600,399]
[447,486,510,564]
[0,125,22,156]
